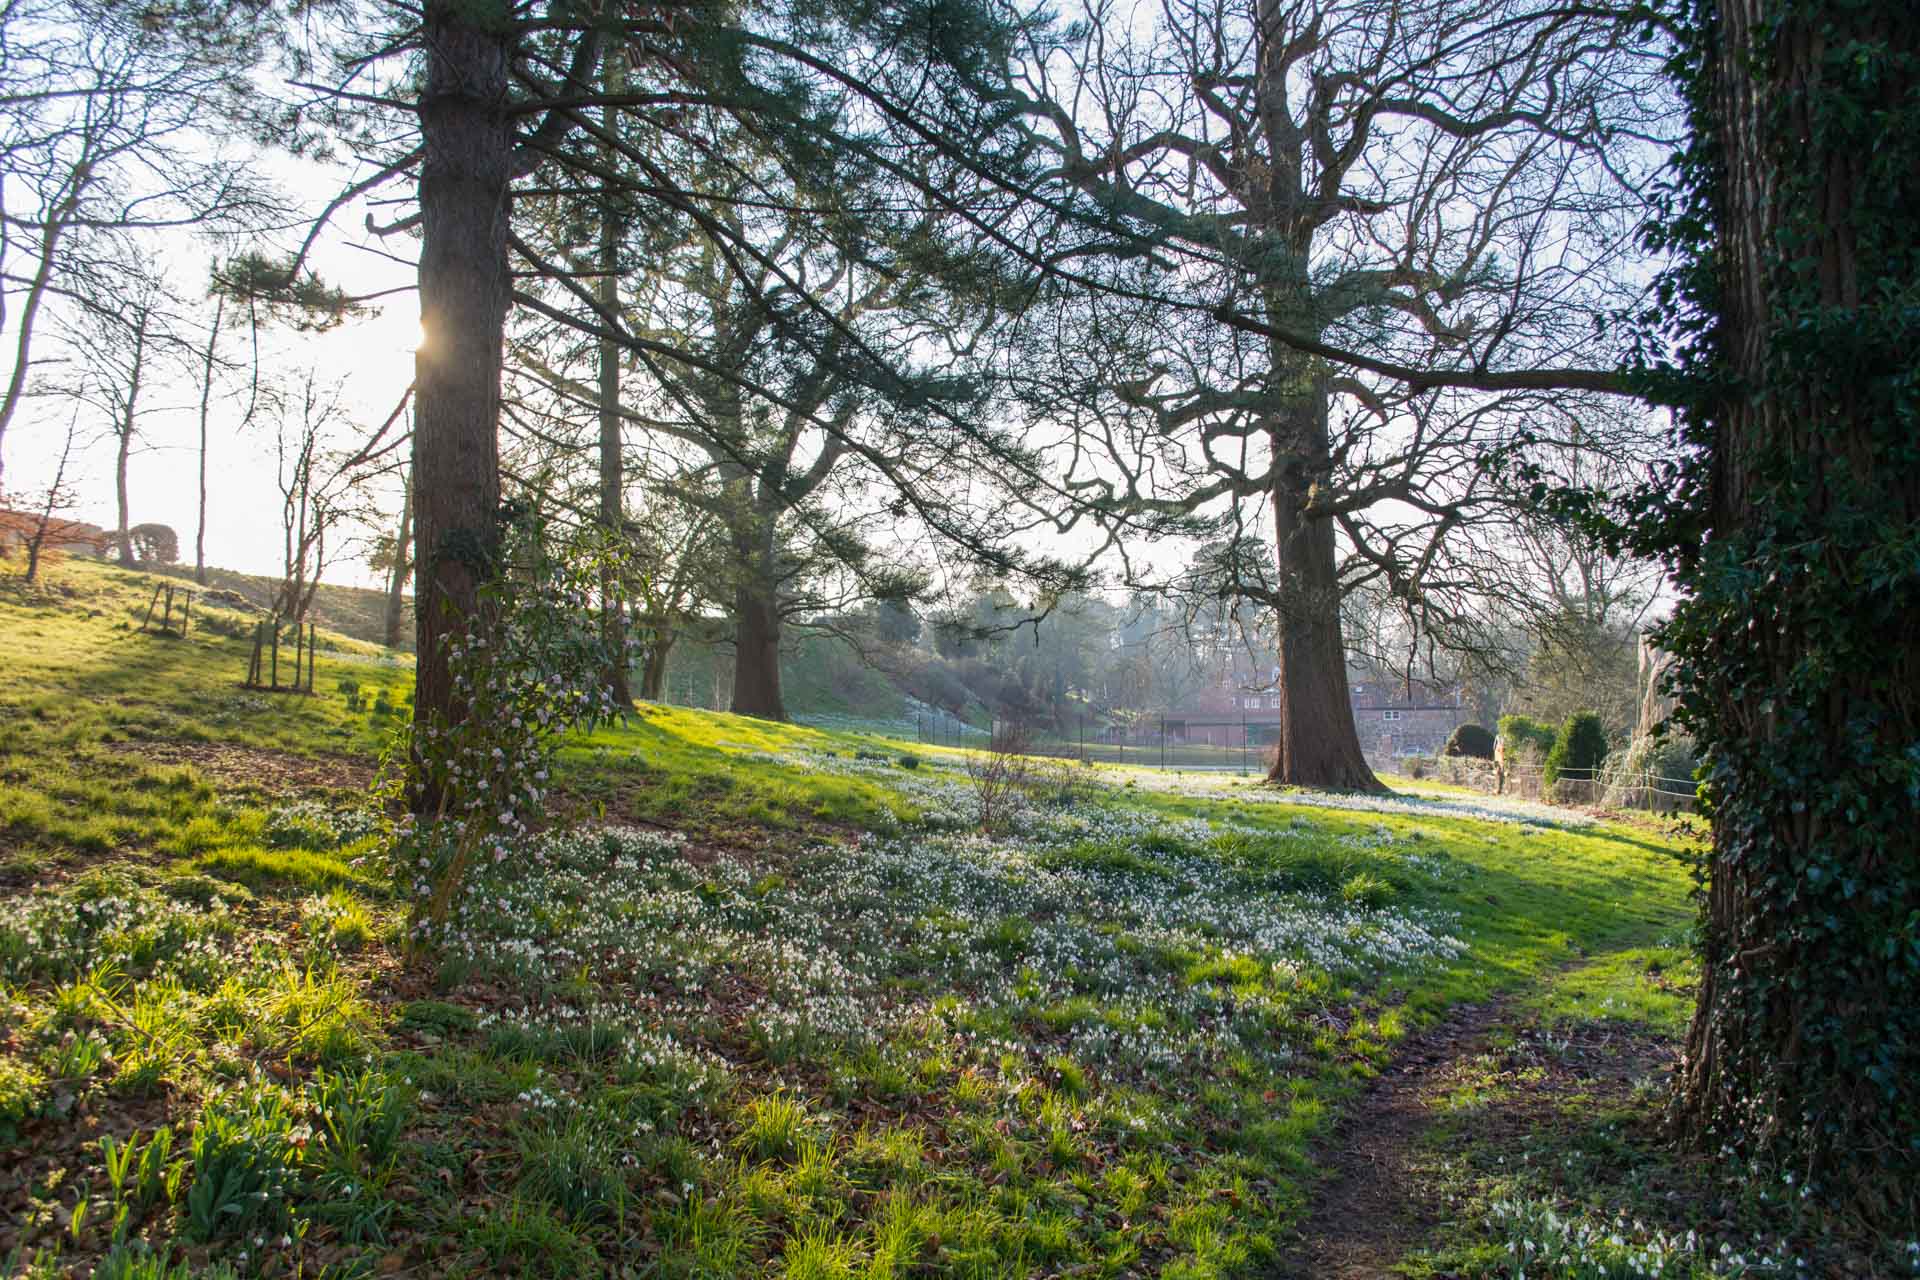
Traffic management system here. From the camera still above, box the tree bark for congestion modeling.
[383,476,413,650]
[596,58,632,706]
[193,291,224,586]
[638,631,673,701]
[731,587,785,720]
[729,508,785,720]
[1676,0,1920,1186]
[113,423,133,564]
[411,0,512,808]
[1262,368,1382,791]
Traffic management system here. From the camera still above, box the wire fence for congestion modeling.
[1491,762,1700,814]
[915,713,1278,772]
[910,712,1702,815]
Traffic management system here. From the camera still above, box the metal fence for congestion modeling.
[915,713,1281,773]
[1494,762,1700,813]
[911,713,1702,813]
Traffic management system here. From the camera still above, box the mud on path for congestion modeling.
[1274,985,1677,1278]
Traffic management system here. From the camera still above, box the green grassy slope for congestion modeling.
[0,554,1751,1279]
[135,560,411,652]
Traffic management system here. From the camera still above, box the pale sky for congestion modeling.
[2,148,420,589]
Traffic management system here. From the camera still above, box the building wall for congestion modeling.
[1353,705,1465,757]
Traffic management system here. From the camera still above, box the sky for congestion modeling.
[2,148,420,589]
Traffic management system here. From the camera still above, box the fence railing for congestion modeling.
[1491,762,1700,814]
[916,714,1285,774]
[910,713,1702,815]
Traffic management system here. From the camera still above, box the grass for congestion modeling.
[6,552,1882,1277]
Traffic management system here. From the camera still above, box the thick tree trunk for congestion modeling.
[411,0,512,809]
[730,583,785,720]
[1262,386,1381,792]
[726,489,786,720]
[383,478,413,649]
[1676,0,1920,1191]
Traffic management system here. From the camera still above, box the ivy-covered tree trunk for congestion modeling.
[410,0,512,809]
[1673,0,1919,1206]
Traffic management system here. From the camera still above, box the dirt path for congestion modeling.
[1274,986,1677,1278]
[1273,998,1516,1278]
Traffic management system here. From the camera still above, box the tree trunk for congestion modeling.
[639,631,673,701]
[1675,0,1920,1195]
[194,291,224,586]
[1263,388,1381,792]
[728,506,786,720]
[731,586,784,720]
[0,181,83,490]
[383,478,413,649]
[596,49,633,706]
[113,428,132,564]
[411,0,512,809]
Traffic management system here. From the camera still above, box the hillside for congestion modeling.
[140,562,412,653]
[0,555,1891,1277]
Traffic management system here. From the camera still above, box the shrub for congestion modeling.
[1543,712,1609,789]
[1495,714,1556,762]
[1442,723,1495,759]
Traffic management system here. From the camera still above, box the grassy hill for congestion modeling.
[138,561,411,652]
[0,555,1890,1277]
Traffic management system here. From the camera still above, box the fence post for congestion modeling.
[1241,714,1247,775]
[269,616,280,688]
[1160,716,1166,770]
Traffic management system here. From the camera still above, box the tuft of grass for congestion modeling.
[467,1197,602,1275]
[299,887,376,953]
[735,1093,814,1163]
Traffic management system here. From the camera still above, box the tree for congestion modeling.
[371,472,414,650]
[270,0,1071,798]
[1619,0,1920,1206]
[58,265,177,563]
[0,0,274,486]
[1007,0,1676,790]
[510,117,1031,722]
[8,414,91,584]
[624,491,724,702]
[271,370,400,625]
